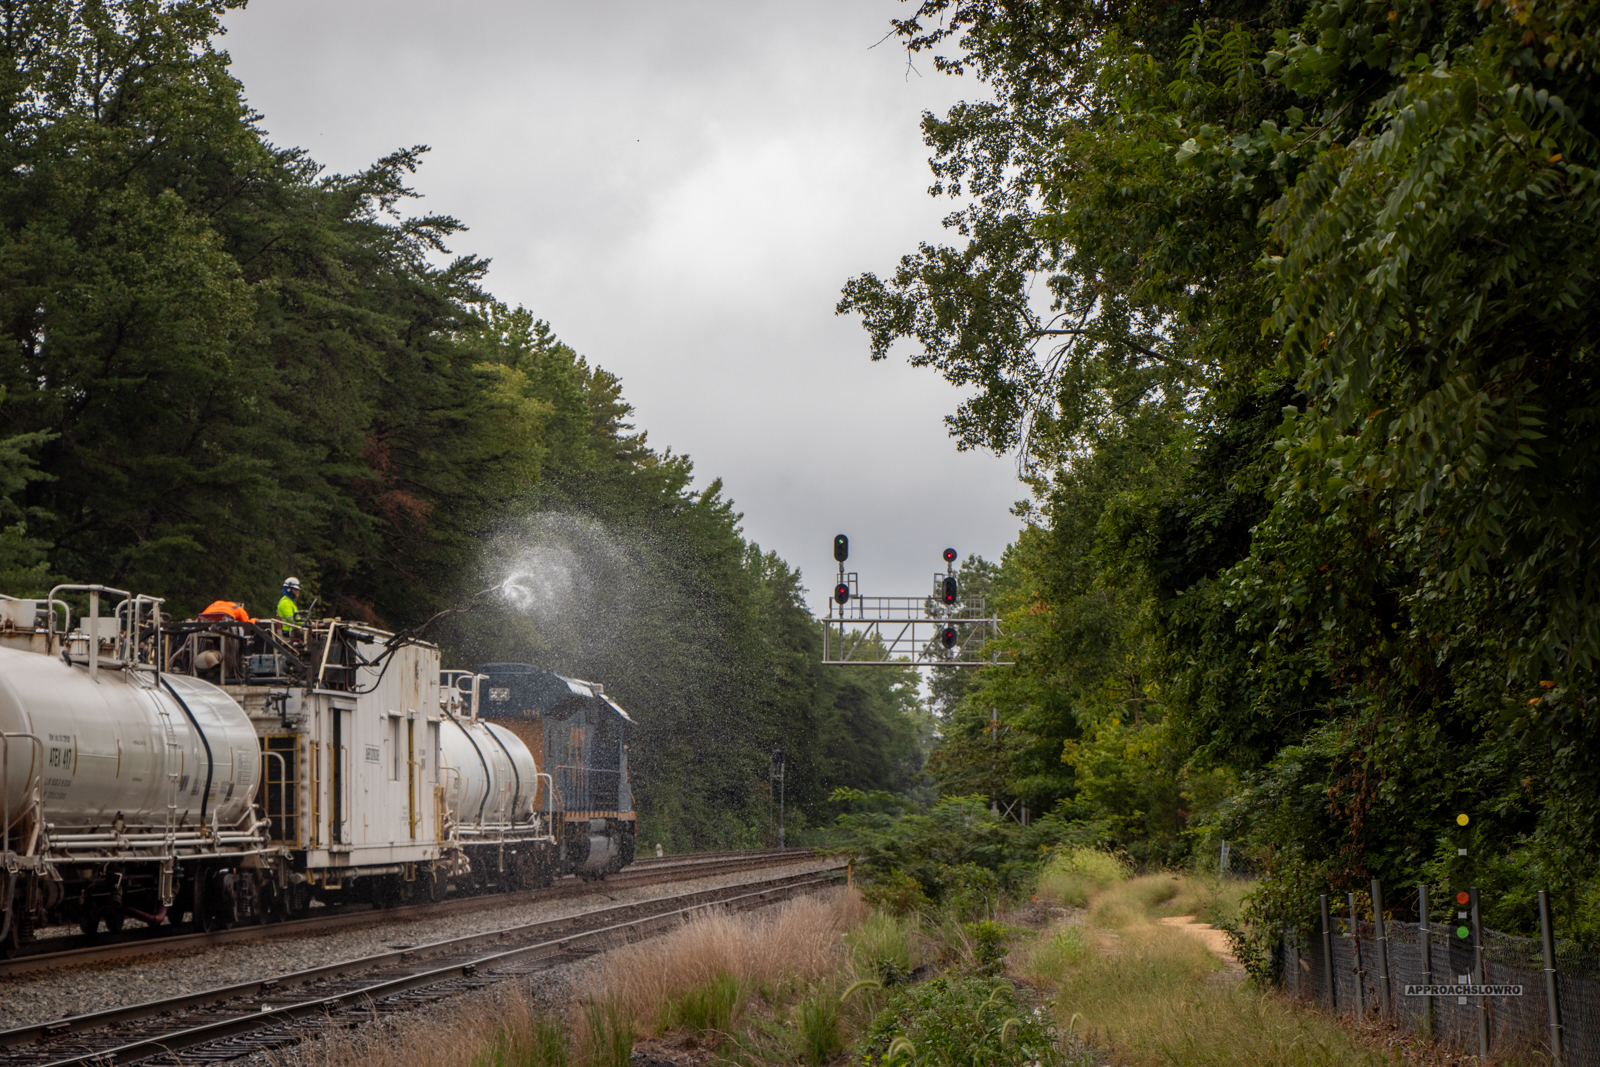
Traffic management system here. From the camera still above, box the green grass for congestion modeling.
[475,1016,568,1067]
[1037,873,1429,1067]
[1156,873,1255,926]
[1035,846,1129,908]
[1023,924,1090,985]
[843,910,916,984]
[655,973,742,1040]
[793,987,844,1065]
[579,1000,635,1067]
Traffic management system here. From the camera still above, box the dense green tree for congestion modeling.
[846,0,1600,933]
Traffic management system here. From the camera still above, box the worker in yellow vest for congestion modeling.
[276,577,303,631]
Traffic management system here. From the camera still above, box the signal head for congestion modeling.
[942,547,958,564]
[834,582,851,605]
[941,575,958,604]
[940,625,957,648]
[833,534,849,563]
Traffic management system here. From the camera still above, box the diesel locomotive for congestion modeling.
[0,584,635,956]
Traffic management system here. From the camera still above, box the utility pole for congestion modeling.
[770,748,786,847]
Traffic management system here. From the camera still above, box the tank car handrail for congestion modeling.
[45,584,131,640]
[2,732,45,855]
[439,671,487,720]
[533,771,555,818]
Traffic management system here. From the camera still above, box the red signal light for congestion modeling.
[834,583,850,605]
[940,625,957,648]
[943,547,958,564]
[941,576,958,604]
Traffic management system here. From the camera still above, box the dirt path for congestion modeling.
[1158,914,1243,973]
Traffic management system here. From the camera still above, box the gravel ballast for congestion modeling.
[0,859,837,1031]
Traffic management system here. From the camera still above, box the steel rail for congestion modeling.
[0,848,817,976]
[5,866,844,1066]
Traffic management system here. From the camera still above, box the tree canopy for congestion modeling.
[843,0,1600,936]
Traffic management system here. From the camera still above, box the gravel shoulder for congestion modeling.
[0,858,837,1031]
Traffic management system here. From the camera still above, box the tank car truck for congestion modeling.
[475,664,636,879]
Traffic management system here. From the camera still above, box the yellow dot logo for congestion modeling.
[1457,814,1470,826]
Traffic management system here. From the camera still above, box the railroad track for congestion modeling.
[0,847,818,976]
[0,863,846,1066]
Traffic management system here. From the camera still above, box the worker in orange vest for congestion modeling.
[199,600,251,623]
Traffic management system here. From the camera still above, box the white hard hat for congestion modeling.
[284,577,301,590]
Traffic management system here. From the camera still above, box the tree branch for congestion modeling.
[1035,329,1197,373]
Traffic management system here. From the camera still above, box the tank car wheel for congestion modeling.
[193,869,231,933]
[285,881,312,920]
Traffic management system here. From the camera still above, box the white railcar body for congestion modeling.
[0,647,260,837]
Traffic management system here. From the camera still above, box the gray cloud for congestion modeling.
[222,0,1024,614]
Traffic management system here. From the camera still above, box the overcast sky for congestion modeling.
[222,1,1026,615]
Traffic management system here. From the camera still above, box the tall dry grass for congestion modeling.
[274,888,867,1067]
[595,887,866,1035]
[274,982,568,1067]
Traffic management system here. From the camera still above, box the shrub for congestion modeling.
[962,919,1013,976]
[845,911,917,986]
[857,975,1060,1067]
[1035,846,1129,908]
[861,869,930,917]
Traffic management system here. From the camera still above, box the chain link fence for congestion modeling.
[1279,888,1600,1065]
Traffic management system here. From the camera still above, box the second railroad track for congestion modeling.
[0,847,819,976]
[0,860,846,1066]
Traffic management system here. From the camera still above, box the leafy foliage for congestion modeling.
[844,0,1600,935]
[857,975,1060,1067]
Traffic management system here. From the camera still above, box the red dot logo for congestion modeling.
[1456,891,1470,905]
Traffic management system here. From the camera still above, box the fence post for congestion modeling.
[1371,879,1391,1018]
[1538,889,1563,1067]
[1348,892,1366,1018]
[1320,893,1337,1011]
[1418,885,1434,1041]
[1470,885,1489,1059]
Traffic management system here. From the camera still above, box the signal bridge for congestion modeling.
[820,536,1012,667]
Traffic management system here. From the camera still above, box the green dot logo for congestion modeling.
[1457,925,1471,939]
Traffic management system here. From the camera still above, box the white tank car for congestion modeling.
[0,646,260,836]
[438,715,539,831]
[1,589,271,951]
